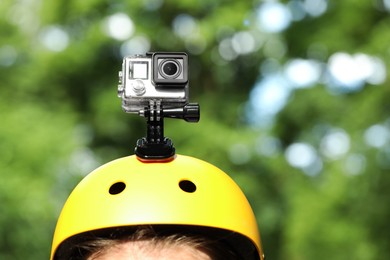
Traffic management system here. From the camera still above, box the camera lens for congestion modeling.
[160,59,181,79]
[163,62,178,76]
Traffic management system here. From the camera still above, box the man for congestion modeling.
[50,155,265,260]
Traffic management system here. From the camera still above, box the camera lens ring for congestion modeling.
[159,59,182,79]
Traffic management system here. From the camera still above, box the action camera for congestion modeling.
[118,52,189,113]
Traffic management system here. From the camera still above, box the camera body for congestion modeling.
[118,52,189,113]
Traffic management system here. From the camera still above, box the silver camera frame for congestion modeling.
[118,52,189,114]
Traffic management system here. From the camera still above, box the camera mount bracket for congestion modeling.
[135,100,200,160]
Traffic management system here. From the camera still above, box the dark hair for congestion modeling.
[65,226,241,260]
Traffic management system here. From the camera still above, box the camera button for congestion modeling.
[132,80,146,96]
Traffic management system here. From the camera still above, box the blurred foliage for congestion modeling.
[1,0,390,259]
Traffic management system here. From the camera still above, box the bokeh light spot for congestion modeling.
[327,52,386,91]
[229,143,251,165]
[0,45,18,67]
[284,59,322,88]
[120,36,151,57]
[303,0,328,17]
[344,154,366,176]
[364,124,389,148]
[172,14,198,39]
[285,142,322,176]
[247,74,291,126]
[39,25,69,52]
[256,2,292,33]
[232,31,258,55]
[103,13,135,41]
[320,129,350,160]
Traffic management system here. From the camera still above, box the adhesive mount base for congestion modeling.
[135,137,175,160]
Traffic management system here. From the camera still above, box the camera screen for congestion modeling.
[131,62,148,79]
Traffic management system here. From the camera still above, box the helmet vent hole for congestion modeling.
[179,180,196,193]
[109,182,126,195]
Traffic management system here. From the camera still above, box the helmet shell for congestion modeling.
[51,155,264,259]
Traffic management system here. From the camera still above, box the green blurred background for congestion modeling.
[1,0,390,259]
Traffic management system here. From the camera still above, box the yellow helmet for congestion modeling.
[51,155,264,259]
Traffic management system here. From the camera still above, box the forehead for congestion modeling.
[88,240,212,260]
